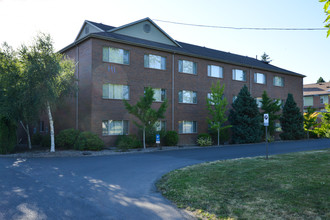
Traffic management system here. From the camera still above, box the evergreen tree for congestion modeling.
[317,77,325,83]
[124,87,168,149]
[260,91,281,137]
[279,93,304,140]
[261,52,272,63]
[229,85,262,143]
[206,81,231,146]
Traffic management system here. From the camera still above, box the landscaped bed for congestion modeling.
[157,149,330,220]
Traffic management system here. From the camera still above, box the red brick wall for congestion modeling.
[61,37,304,146]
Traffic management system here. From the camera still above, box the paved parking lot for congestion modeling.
[1,139,329,220]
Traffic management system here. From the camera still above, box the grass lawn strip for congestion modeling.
[157,149,330,220]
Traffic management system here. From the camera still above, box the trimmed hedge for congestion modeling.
[163,131,179,146]
[74,131,104,151]
[56,129,80,149]
[116,135,142,151]
[0,118,17,154]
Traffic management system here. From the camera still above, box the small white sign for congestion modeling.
[264,113,269,126]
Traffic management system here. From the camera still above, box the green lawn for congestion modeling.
[157,149,330,220]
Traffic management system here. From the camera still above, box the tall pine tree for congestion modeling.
[260,91,281,137]
[279,93,304,140]
[229,85,262,143]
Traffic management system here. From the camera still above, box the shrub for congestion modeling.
[197,133,211,140]
[0,118,17,154]
[209,127,230,144]
[56,129,80,149]
[197,137,213,146]
[140,127,167,147]
[74,131,104,151]
[41,135,51,148]
[163,131,179,146]
[31,133,43,145]
[116,135,142,151]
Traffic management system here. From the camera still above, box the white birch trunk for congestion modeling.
[20,121,32,150]
[47,102,55,152]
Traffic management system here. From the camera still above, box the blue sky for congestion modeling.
[0,0,329,84]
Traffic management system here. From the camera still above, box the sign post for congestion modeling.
[264,114,269,160]
[156,134,161,150]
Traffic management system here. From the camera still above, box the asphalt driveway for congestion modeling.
[1,139,329,220]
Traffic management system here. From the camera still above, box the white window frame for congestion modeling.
[232,69,246,81]
[178,121,197,134]
[303,96,313,107]
[178,60,197,74]
[145,88,166,102]
[320,95,329,104]
[154,121,166,131]
[103,47,129,65]
[207,65,223,78]
[255,97,262,108]
[103,84,129,100]
[144,54,166,70]
[254,73,266,84]
[273,76,284,87]
[178,90,197,104]
[102,120,129,136]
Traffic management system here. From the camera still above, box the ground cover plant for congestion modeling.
[157,149,329,219]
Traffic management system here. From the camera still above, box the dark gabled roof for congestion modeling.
[86,20,115,31]
[62,20,305,78]
[303,82,330,96]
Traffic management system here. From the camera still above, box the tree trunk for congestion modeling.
[217,128,220,146]
[47,102,55,152]
[143,126,146,150]
[20,121,32,150]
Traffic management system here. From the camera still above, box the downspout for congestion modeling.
[76,45,79,130]
[172,53,175,130]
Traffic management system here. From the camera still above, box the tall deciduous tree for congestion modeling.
[19,33,76,152]
[317,77,325,83]
[320,0,330,37]
[303,107,318,139]
[260,91,281,137]
[315,104,330,138]
[229,85,262,144]
[279,93,304,140]
[206,81,231,145]
[124,87,168,149]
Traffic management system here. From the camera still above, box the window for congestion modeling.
[102,120,129,135]
[145,88,166,102]
[320,95,329,104]
[273,76,284,87]
[178,60,197,74]
[232,69,246,81]
[274,99,284,109]
[103,84,129,100]
[254,73,266,84]
[207,65,223,78]
[103,47,129,65]
[179,90,197,104]
[232,96,237,103]
[39,121,45,132]
[179,121,197,134]
[154,121,166,131]
[275,122,282,132]
[303,96,313,107]
[208,93,224,105]
[255,97,262,108]
[144,54,166,70]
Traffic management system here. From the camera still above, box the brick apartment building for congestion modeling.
[303,82,330,112]
[57,17,305,145]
